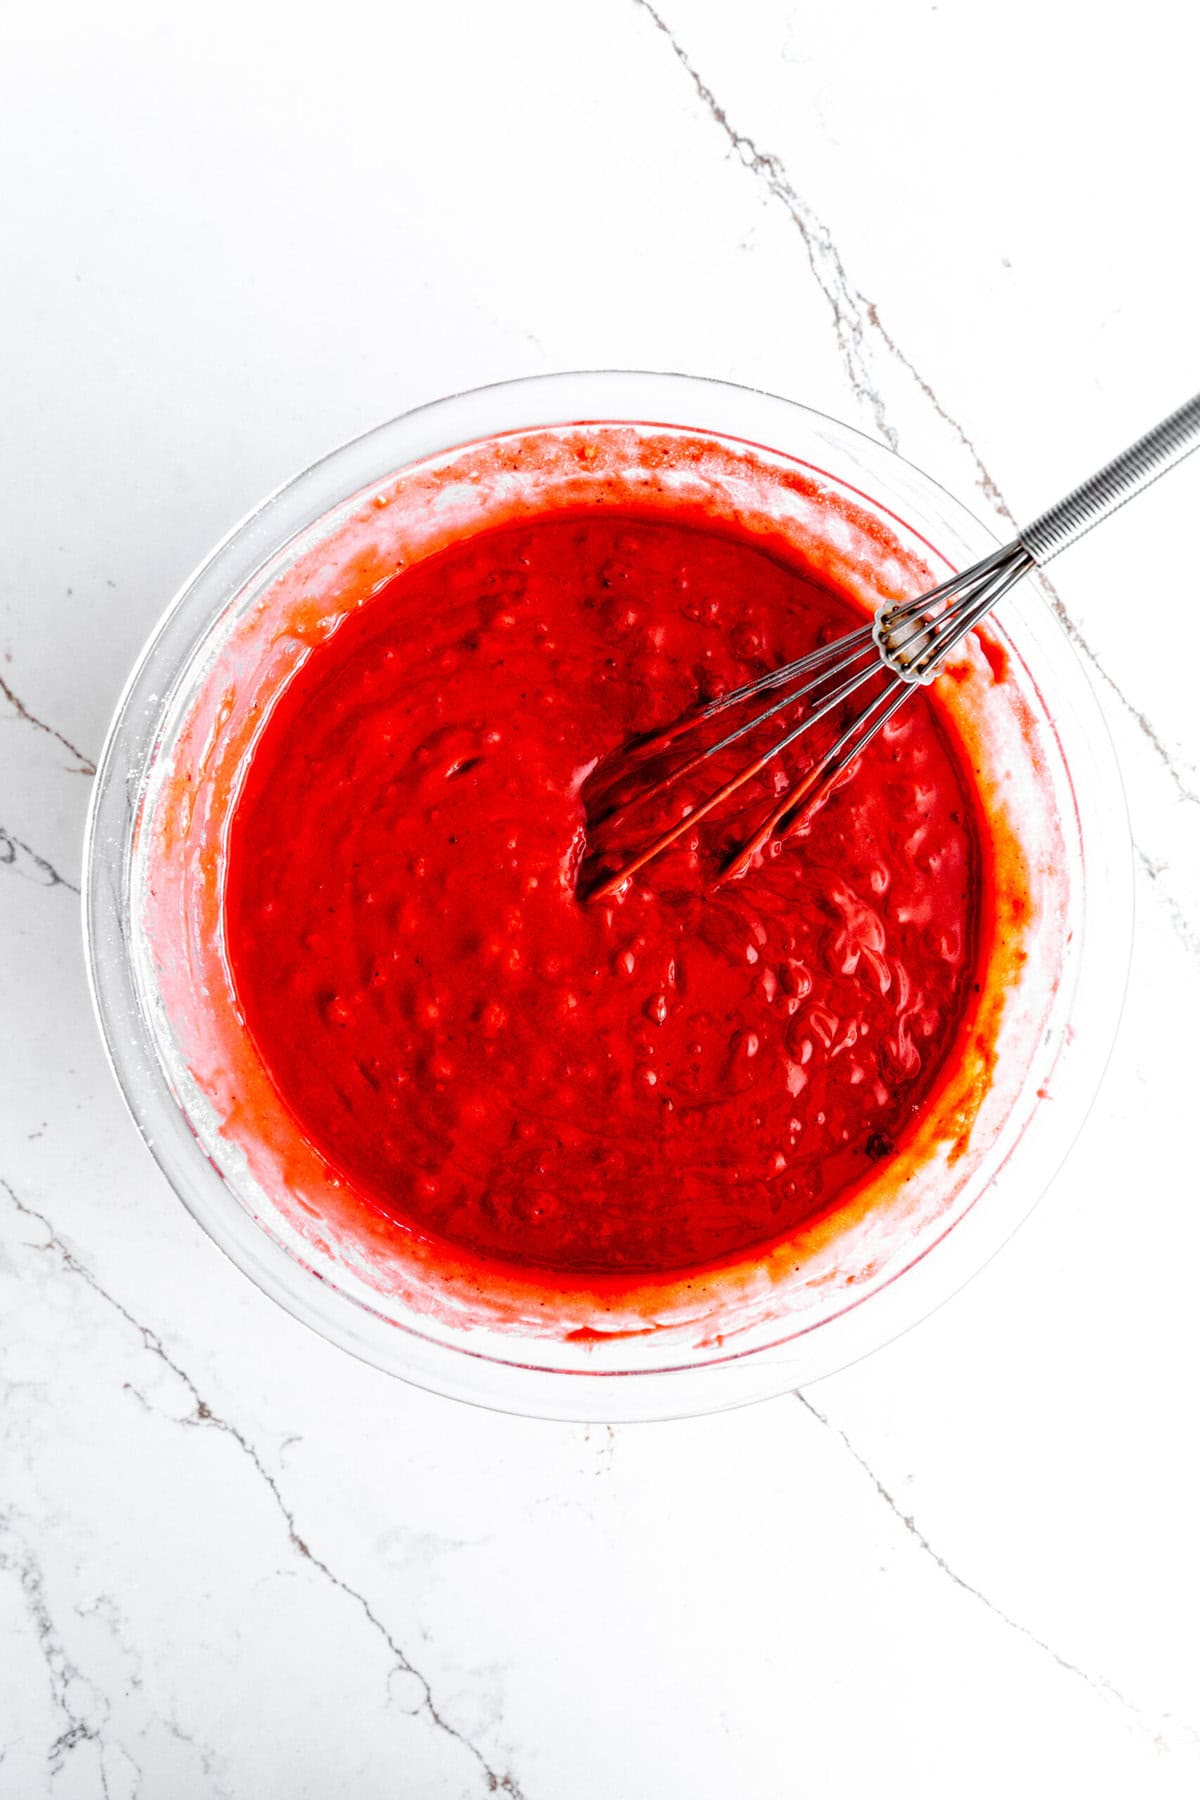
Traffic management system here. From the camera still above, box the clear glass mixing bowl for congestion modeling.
[84,372,1132,1419]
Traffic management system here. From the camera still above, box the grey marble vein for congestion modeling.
[797,1394,1198,1753]
[161,1716,234,1800]
[0,1177,527,1800]
[78,1586,241,1797]
[1136,849,1200,961]
[0,825,81,895]
[633,0,896,450]
[630,0,1199,821]
[0,1516,130,1797]
[0,674,97,777]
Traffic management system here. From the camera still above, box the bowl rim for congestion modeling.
[83,369,1134,1420]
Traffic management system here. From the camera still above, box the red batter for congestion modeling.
[224,511,982,1276]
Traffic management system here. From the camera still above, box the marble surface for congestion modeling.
[4,1,1199,1793]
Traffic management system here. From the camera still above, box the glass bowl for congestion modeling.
[84,371,1132,1420]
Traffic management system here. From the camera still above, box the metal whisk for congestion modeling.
[580,392,1200,901]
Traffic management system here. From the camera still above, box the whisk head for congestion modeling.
[577,537,1032,901]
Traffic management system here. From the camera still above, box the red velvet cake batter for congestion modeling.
[224,509,982,1276]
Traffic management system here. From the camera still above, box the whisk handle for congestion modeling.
[1019,392,1200,565]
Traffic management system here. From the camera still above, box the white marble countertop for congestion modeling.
[4,2,1199,1794]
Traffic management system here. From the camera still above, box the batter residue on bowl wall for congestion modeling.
[141,424,1061,1347]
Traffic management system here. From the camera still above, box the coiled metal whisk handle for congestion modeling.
[874,390,1200,687]
[1019,392,1200,565]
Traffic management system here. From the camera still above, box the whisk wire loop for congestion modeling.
[580,393,1200,899]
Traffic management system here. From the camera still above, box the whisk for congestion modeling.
[580,393,1200,901]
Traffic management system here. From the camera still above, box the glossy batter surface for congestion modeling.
[225,512,982,1275]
